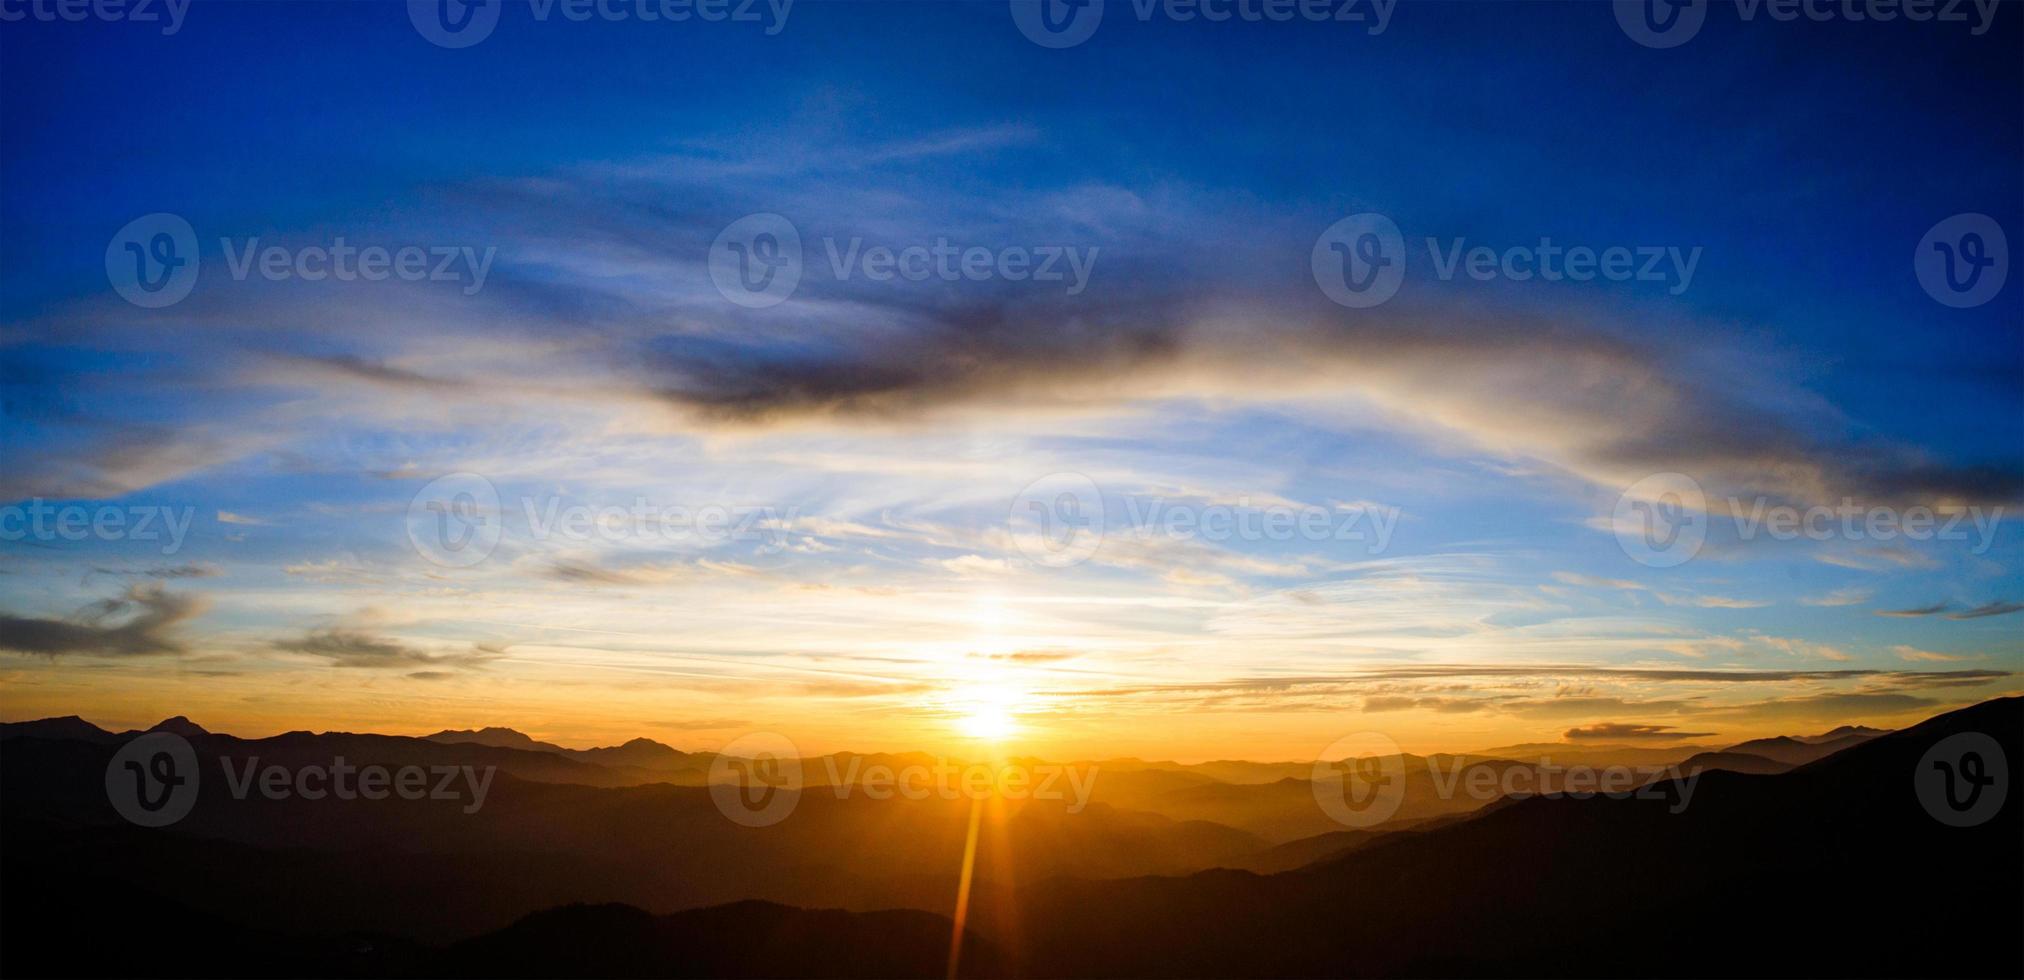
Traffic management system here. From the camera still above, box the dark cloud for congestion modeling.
[91,563,221,580]
[0,585,205,657]
[1874,600,2023,620]
[545,560,642,586]
[1564,722,1716,741]
[1876,602,1955,617]
[273,628,494,670]
[1949,600,2024,620]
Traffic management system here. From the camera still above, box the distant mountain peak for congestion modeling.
[149,716,209,736]
[425,726,561,753]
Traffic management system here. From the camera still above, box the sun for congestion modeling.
[956,703,1018,741]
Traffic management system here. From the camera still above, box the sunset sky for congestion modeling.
[2,1,2019,761]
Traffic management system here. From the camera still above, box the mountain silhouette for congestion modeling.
[427,727,698,774]
[2,699,2014,977]
[437,901,1001,978]
[0,715,116,743]
[148,715,211,737]
[979,697,2020,977]
[1676,750,1791,775]
[1721,729,1880,766]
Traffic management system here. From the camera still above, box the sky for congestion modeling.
[1,0,2020,761]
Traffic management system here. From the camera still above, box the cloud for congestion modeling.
[273,628,494,670]
[1893,645,1971,663]
[1360,695,1488,713]
[0,585,206,657]
[1563,722,1715,741]
[17,134,2019,522]
[971,650,1078,663]
[215,510,272,526]
[654,718,752,731]
[1800,587,1871,607]
[1814,546,1942,572]
[91,563,221,580]
[1875,602,1954,617]
[1874,600,2024,620]
[1949,600,2023,620]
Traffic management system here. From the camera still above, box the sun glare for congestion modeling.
[957,703,1018,741]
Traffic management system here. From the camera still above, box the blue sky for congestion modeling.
[1,0,2019,756]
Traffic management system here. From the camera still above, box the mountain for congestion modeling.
[426,726,571,753]
[1,700,2012,978]
[1796,724,1891,744]
[1722,730,1877,766]
[576,737,692,771]
[437,901,999,978]
[1677,750,1792,775]
[1465,741,1715,768]
[0,716,116,743]
[147,715,211,737]
[428,728,698,774]
[1130,755,1563,843]
[0,728,1267,944]
[976,697,2021,977]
